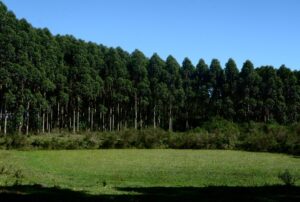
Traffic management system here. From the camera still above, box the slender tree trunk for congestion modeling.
[61,106,64,130]
[185,112,189,130]
[18,106,23,134]
[117,103,120,131]
[73,109,76,134]
[57,103,60,130]
[88,106,91,131]
[134,93,137,129]
[26,102,30,135]
[158,110,161,127]
[153,104,156,129]
[46,111,49,133]
[119,107,123,130]
[0,107,2,133]
[91,108,94,131]
[77,107,79,132]
[37,112,40,133]
[102,111,105,131]
[26,116,29,135]
[99,111,102,131]
[112,107,115,131]
[62,106,64,129]
[4,108,7,135]
[42,111,45,133]
[139,111,143,129]
[50,109,53,133]
[124,109,127,129]
[168,103,172,131]
[109,107,112,132]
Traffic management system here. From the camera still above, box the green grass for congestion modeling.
[0,149,299,195]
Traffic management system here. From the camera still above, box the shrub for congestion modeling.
[138,128,169,148]
[0,165,24,186]
[201,118,239,149]
[278,169,296,186]
[0,122,298,154]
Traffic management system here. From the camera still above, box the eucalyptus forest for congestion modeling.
[1,2,300,136]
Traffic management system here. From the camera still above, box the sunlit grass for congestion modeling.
[0,150,299,195]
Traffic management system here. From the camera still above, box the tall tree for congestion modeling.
[277,65,300,123]
[181,58,195,129]
[238,60,261,121]
[223,58,239,120]
[208,59,225,117]
[148,53,166,128]
[194,59,210,121]
[129,50,150,129]
[165,55,184,131]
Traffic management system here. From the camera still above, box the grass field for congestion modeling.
[0,149,299,201]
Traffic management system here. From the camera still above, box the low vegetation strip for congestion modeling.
[0,120,299,155]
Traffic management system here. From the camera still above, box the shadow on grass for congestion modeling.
[0,184,299,202]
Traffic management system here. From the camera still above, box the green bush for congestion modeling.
[278,169,296,186]
[201,118,239,149]
[3,135,29,149]
[0,122,298,154]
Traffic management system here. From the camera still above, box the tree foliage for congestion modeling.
[1,2,300,134]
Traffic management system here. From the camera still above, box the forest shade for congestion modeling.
[1,2,300,135]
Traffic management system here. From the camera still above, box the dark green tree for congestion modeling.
[129,50,150,129]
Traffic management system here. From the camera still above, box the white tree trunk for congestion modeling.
[42,112,45,133]
[77,107,79,132]
[153,104,156,129]
[26,102,30,135]
[109,107,112,132]
[57,103,60,129]
[88,106,90,122]
[102,111,105,131]
[139,111,143,129]
[112,107,115,131]
[91,108,94,131]
[119,107,122,130]
[124,108,128,129]
[158,111,161,127]
[185,112,189,130]
[26,116,29,135]
[4,109,7,135]
[50,109,53,133]
[99,111,102,131]
[73,109,76,134]
[134,93,137,129]
[46,111,49,133]
[18,112,23,135]
[117,103,120,131]
[169,103,172,132]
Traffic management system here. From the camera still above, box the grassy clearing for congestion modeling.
[0,149,299,196]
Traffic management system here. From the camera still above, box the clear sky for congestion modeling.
[2,0,300,69]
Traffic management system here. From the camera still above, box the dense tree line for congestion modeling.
[1,2,300,135]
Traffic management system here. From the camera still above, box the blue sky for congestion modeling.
[2,0,300,69]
